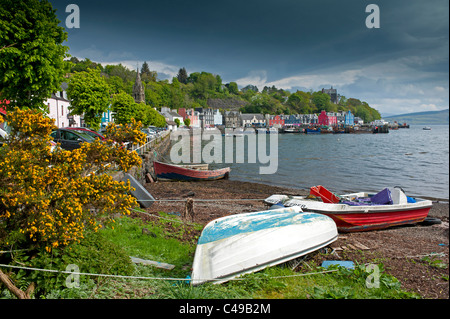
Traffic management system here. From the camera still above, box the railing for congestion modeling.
[131,130,170,156]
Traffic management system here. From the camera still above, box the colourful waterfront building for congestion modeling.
[344,110,354,126]
[178,108,187,121]
[285,114,301,126]
[268,115,285,128]
[318,110,337,126]
[186,108,200,127]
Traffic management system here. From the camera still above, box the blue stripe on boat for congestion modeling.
[156,173,226,181]
[198,209,329,245]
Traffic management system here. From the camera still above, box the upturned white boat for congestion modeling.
[191,207,338,285]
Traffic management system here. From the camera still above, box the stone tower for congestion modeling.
[132,67,145,103]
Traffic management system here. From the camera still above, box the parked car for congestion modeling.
[1,126,58,151]
[141,128,157,139]
[0,127,8,147]
[51,128,96,151]
[65,127,106,141]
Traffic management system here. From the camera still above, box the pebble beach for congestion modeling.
[144,179,449,299]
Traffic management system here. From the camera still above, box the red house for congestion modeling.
[269,115,284,127]
[318,110,337,126]
[177,108,187,121]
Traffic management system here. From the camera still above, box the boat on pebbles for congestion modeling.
[191,206,338,285]
[153,161,230,181]
[265,186,433,232]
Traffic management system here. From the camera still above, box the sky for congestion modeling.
[50,0,449,116]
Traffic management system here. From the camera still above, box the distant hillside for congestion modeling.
[384,109,449,125]
[207,98,249,111]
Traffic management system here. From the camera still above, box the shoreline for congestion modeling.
[226,177,450,204]
[144,178,449,226]
[143,178,449,299]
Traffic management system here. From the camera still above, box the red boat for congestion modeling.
[265,186,433,232]
[153,161,231,181]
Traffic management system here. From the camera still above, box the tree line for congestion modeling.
[69,58,381,124]
[0,0,380,129]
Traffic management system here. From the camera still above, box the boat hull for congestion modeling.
[282,195,432,232]
[322,207,431,232]
[191,207,338,285]
[153,161,230,181]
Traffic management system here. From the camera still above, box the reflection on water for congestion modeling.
[222,125,449,200]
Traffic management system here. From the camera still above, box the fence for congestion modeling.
[131,130,170,156]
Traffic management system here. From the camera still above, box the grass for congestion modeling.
[100,214,198,278]
[2,210,420,299]
[81,212,420,299]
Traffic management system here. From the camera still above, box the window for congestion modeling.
[62,130,78,141]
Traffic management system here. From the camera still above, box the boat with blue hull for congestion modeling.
[191,206,338,285]
[306,128,320,134]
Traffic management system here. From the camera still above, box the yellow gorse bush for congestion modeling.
[0,108,143,252]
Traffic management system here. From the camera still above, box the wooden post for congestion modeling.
[184,198,195,222]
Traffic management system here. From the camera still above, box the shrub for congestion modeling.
[0,108,143,252]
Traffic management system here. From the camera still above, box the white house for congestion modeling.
[213,109,222,126]
[46,82,81,128]
[371,119,388,126]
[166,120,178,131]
[160,107,184,124]
[241,113,266,127]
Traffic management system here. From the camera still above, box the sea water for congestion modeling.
[215,125,449,201]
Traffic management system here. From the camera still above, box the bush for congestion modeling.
[4,231,134,298]
[0,108,145,297]
[0,108,143,252]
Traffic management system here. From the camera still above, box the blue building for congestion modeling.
[284,114,301,126]
[101,106,115,128]
[344,111,354,126]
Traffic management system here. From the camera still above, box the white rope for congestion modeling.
[0,263,339,283]
[144,198,267,202]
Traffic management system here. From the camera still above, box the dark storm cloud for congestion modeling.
[51,0,448,114]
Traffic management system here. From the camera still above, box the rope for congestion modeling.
[139,198,267,202]
[0,263,339,283]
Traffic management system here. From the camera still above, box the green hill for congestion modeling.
[384,109,449,125]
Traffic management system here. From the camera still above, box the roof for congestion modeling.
[241,113,265,120]
[50,93,70,102]
[168,111,182,117]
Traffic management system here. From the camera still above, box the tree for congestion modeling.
[0,0,70,109]
[177,67,188,84]
[67,69,111,130]
[111,91,137,124]
[312,91,331,112]
[141,61,151,75]
[227,82,239,95]
[146,107,166,127]
[174,118,180,127]
[140,61,157,82]
[184,118,191,127]
[241,85,259,93]
[191,72,218,99]
[106,75,127,94]
[70,57,103,73]
[287,92,304,112]
[103,64,136,83]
